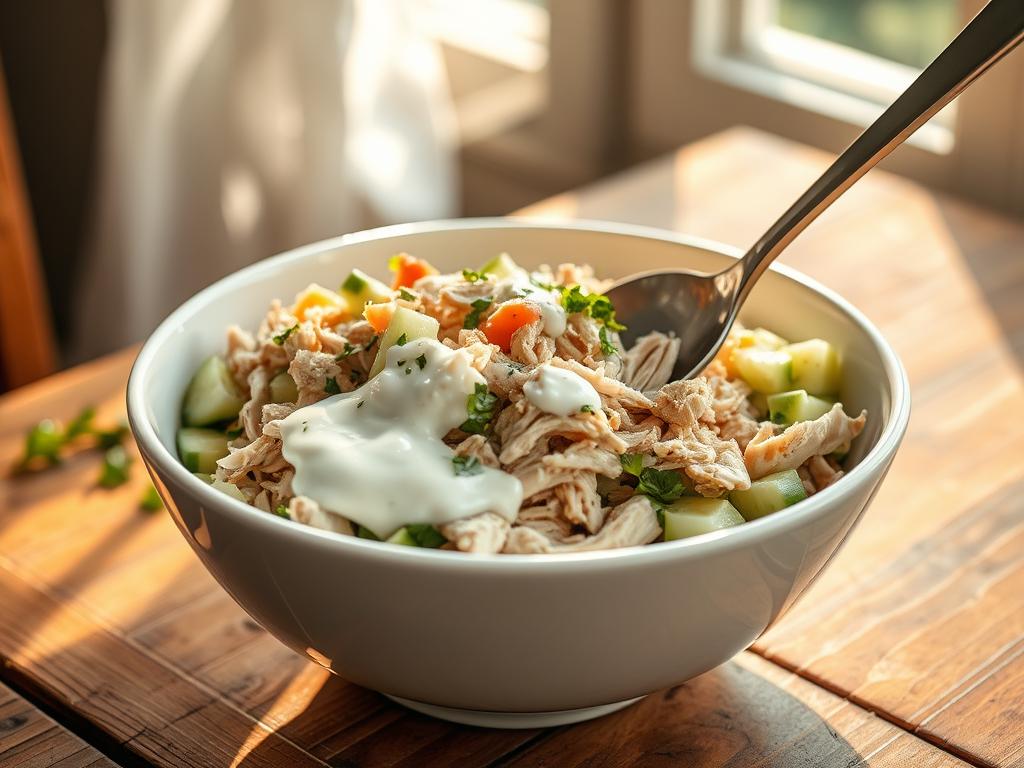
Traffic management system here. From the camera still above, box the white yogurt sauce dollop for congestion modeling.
[523,365,602,417]
[279,339,522,538]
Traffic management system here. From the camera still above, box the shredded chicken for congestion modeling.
[744,404,867,479]
[203,258,868,554]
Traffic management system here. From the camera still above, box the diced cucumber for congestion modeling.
[210,479,246,502]
[339,268,394,315]
[748,327,789,350]
[269,372,298,403]
[368,306,440,378]
[767,389,835,426]
[386,524,448,547]
[732,347,793,394]
[386,527,418,546]
[182,356,244,427]
[730,469,807,520]
[479,253,524,281]
[664,498,745,540]
[785,339,841,397]
[177,428,230,474]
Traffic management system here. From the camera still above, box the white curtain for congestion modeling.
[74,0,456,360]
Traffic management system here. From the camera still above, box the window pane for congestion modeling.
[777,0,959,69]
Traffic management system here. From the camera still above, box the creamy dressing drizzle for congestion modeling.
[523,365,602,417]
[279,339,523,538]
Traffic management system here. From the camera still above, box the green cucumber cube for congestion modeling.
[767,389,835,426]
[210,479,246,502]
[479,253,524,281]
[386,527,418,546]
[730,469,807,520]
[369,307,440,378]
[732,347,793,394]
[269,372,298,403]
[749,327,789,350]
[663,498,745,540]
[785,339,841,397]
[339,268,394,316]
[182,355,244,427]
[177,427,230,473]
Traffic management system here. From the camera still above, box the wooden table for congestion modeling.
[2,127,1022,767]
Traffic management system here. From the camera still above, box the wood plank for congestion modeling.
[0,681,120,767]
[519,127,1024,766]
[502,653,971,768]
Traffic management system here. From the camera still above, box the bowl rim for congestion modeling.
[127,217,910,571]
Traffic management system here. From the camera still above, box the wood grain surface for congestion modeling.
[1,127,1022,767]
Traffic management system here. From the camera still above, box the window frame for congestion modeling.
[629,0,1024,217]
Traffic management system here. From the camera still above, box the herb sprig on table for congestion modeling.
[13,404,163,511]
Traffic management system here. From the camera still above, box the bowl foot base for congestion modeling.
[383,694,644,728]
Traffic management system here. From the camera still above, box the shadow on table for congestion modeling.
[235,656,868,767]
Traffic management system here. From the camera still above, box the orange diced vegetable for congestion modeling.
[291,284,349,325]
[364,301,397,333]
[389,254,438,289]
[481,301,541,352]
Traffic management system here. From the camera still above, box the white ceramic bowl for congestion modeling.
[127,219,909,728]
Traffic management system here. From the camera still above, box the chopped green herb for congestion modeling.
[273,505,291,519]
[599,325,617,356]
[461,268,487,283]
[365,334,379,349]
[18,419,65,468]
[463,297,493,329]
[460,383,499,434]
[415,354,427,370]
[559,286,626,332]
[302,421,309,432]
[95,424,128,450]
[452,455,483,476]
[530,275,557,291]
[140,484,163,512]
[636,467,687,508]
[324,377,341,395]
[65,406,96,440]
[341,272,367,294]
[336,342,357,360]
[98,445,132,488]
[580,404,594,414]
[395,332,408,346]
[407,524,447,548]
[357,400,365,409]
[620,453,645,478]
[398,288,416,301]
[357,524,381,541]
[272,324,298,345]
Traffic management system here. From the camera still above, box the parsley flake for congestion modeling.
[452,455,483,476]
[620,453,645,478]
[580,404,594,414]
[463,297,493,329]
[336,342,357,360]
[357,400,365,409]
[273,505,291,519]
[559,286,626,332]
[395,333,408,346]
[98,445,132,488]
[415,354,427,370]
[324,377,341,395]
[460,383,499,434]
[462,268,487,283]
[619,455,687,510]
[599,325,617,356]
[399,288,416,301]
[530,275,557,291]
[272,324,298,345]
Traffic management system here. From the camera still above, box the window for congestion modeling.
[630,1,1024,216]
[692,0,961,153]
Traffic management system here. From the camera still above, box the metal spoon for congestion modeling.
[607,0,1024,380]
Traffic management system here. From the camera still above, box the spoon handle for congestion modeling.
[733,0,1024,302]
